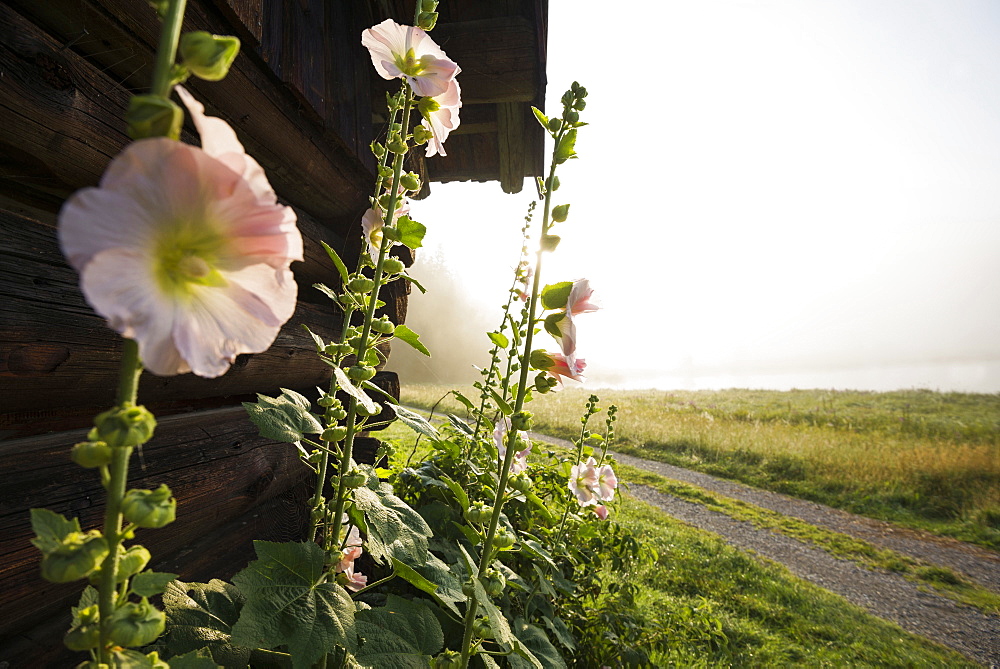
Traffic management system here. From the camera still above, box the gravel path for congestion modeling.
[527,432,1000,667]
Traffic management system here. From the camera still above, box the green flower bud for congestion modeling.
[94,405,156,449]
[492,527,516,550]
[348,277,376,293]
[336,343,354,356]
[306,450,324,464]
[126,95,183,140]
[431,650,462,669]
[461,578,476,597]
[348,365,376,382]
[321,426,348,443]
[108,597,165,648]
[387,138,408,154]
[417,11,438,30]
[551,204,570,223]
[547,117,562,132]
[481,568,506,597]
[371,141,386,158]
[574,98,587,110]
[71,440,112,469]
[41,531,109,583]
[323,343,338,356]
[400,173,421,192]
[378,164,394,178]
[382,258,405,274]
[122,484,176,529]
[509,472,532,493]
[146,651,170,669]
[355,401,381,417]
[511,410,534,432]
[318,394,336,407]
[565,109,580,124]
[179,31,240,81]
[464,501,492,525]
[421,0,438,12]
[342,469,367,489]
[529,350,554,371]
[472,616,494,639]
[412,124,433,145]
[116,545,151,583]
[371,318,395,334]
[332,408,349,421]
[64,604,101,651]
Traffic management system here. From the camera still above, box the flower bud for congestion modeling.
[511,410,534,432]
[378,164,394,178]
[472,616,494,639]
[574,98,587,110]
[321,426,348,443]
[179,31,240,81]
[318,394,336,407]
[412,124,433,145]
[547,117,562,132]
[529,350,554,371]
[126,95,183,140]
[565,110,580,124]
[41,531,109,583]
[108,597,165,648]
[464,501,492,525]
[492,527,516,550]
[461,578,476,597]
[509,472,532,493]
[400,173,421,192]
[342,469,367,489]
[371,318,395,334]
[116,545,152,583]
[370,141,386,158]
[382,226,401,242]
[332,408,349,421]
[481,568,506,597]
[94,405,156,449]
[421,0,438,11]
[355,401,381,417]
[348,277,375,293]
[71,440,112,469]
[347,365,376,382]
[551,204,570,223]
[382,257,405,274]
[387,138,408,154]
[122,484,176,529]
[417,11,438,30]
[64,604,101,651]
[323,343,339,356]
[431,650,462,669]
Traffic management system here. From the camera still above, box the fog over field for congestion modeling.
[390,0,1000,394]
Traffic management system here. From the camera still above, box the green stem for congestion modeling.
[151,0,188,99]
[97,340,142,664]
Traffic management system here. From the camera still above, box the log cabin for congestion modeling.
[0,0,548,663]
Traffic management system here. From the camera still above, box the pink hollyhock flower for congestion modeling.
[494,418,532,475]
[342,563,368,592]
[569,457,599,506]
[593,505,609,520]
[419,78,462,158]
[335,525,363,573]
[361,19,459,98]
[568,278,599,316]
[546,352,586,387]
[361,199,409,262]
[596,463,618,501]
[58,86,302,378]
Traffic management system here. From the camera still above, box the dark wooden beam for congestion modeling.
[497,102,527,194]
[433,18,538,104]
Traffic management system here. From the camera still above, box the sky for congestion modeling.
[392,0,1000,393]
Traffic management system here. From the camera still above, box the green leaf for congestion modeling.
[230,542,356,669]
[387,404,439,440]
[363,347,382,367]
[132,571,177,597]
[165,648,223,669]
[302,325,326,353]
[243,389,323,444]
[487,331,509,349]
[489,388,513,416]
[313,282,339,304]
[396,215,427,250]
[438,473,470,511]
[161,579,251,667]
[354,594,443,667]
[551,203,570,223]
[333,366,378,415]
[541,615,576,651]
[321,240,350,286]
[400,273,428,294]
[30,508,81,553]
[554,128,577,164]
[540,281,573,310]
[530,106,549,131]
[352,481,433,565]
[544,313,566,339]
[393,324,431,356]
[451,391,476,412]
[446,413,474,436]
[509,619,566,669]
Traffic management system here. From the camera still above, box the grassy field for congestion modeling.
[376,419,976,667]
[398,385,1000,549]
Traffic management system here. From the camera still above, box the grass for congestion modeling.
[375,419,977,667]
[399,384,1000,549]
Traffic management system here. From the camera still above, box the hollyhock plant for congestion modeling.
[361,199,409,262]
[596,463,618,501]
[494,418,532,475]
[58,86,302,378]
[552,278,599,357]
[546,351,587,386]
[361,18,459,98]
[569,457,599,506]
[419,79,462,157]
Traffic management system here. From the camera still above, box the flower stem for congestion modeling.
[97,339,142,663]
[151,0,188,99]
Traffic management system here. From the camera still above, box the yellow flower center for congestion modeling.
[154,224,228,298]
[394,48,429,76]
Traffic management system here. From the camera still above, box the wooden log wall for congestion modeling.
[0,0,546,663]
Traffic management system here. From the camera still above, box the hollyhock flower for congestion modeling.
[361,19,459,98]
[569,457,599,506]
[58,86,302,378]
[335,525,363,573]
[546,352,586,387]
[419,79,461,158]
[494,417,532,475]
[342,563,368,592]
[593,505,609,520]
[552,279,599,357]
[596,463,618,501]
[361,199,409,262]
